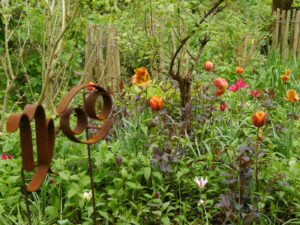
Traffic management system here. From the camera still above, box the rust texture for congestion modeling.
[56,83,113,144]
[6,104,55,192]
[5,84,113,194]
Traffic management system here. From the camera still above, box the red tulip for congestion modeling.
[249,89,261,98]
[149,96,163,111]
[253,111,266,127]
[228,79,249,92]
[236,67,244,75]
[215,89,225,96]
[204,61,213,71]
[87,82,96,91]
[220,103,227,112]
[214,78,228,90]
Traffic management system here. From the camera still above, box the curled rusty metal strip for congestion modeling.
[6,104,55,192]
[56,84,113,144]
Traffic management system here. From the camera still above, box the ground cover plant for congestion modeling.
[1,0,300,224]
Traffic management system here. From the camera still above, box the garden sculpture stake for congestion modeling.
[6,104,56,225]
[57,84,113,225]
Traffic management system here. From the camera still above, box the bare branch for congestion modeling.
[168,0,226,79]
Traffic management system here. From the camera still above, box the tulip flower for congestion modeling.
[131,67,151,87]
[249,89,261,98]
[204,61,213,71]
[87,82,96,91]
[236,67,244,75]
[214,78,228,90]
[215,89,225,96]
[1,154,14,160]
[214,78,228,96]
[82,191,92,202]
[257,129,264,141]
[228,79,249,92]
[50,179,56,183]
[220,103,227,112]
[253,111,266,127]
[194,176,208,188]
[280,69,291,82]
[283,89,300,103]
[149,96,163,111]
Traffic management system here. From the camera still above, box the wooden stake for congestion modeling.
[84,25,94,84]
[290,9,297,52]
[106,24,114,92]
[282,10,290,61]
[292,11,300,57]
[280,10,286,56]
[95,25,105,85]
[113,26,121,93]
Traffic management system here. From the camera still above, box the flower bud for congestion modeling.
[253,111,266,127]
[204,61,213,71]
[149,96,163,111]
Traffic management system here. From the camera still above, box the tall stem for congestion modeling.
[21,168,32,225]
[255,127,259,192]
[86,129,97,225]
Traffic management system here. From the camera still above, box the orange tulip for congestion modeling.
[204,61,213,71]
[283,89,300,103]
[132,67,151,87]
[253,111,266,127]
[149,96,163,111]
[236,67,244,75]
[280,69,291,82]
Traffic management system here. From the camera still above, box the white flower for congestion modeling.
[198,199,205,206]
[194,176,208,188]
[82,191,92,202]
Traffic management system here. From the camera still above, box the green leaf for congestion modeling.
[99,211,109,221]
[45,206,58,217]
[143,167,151,182]
[161,216,171,225]
[68,183,80,199]
[162,201,170,211]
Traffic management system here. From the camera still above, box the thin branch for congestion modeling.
[168,0,226,79]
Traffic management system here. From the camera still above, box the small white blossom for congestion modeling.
[198,199,205,207]
[82,191,92,202]
[194,176,208,188]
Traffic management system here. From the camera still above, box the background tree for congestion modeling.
[272,0,294,10]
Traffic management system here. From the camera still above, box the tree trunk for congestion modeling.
[178,77,192,132]
[272,0,293,11]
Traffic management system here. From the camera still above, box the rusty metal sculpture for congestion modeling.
[57,83,113,225]
[6,84,113,225]
[6,104,56,225]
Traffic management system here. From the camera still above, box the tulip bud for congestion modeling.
[214,78,228,90]
[236,67,244,75]
[154,191,160,199]
[204,61,213,71]
[149,96,163,111]
[87,82,96,91]
[253,111,266,127]
[257,129,263,141]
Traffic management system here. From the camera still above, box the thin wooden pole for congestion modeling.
[274,8,281,54]
[271,11,277,53]
[280,10,286,56]
[106,24,114,92]
[292,11,300,57]
[113,26,121,93]
[290,9,297,52]
[95,25,105,85]
[84,25,94,84]
[283,10,291,61]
